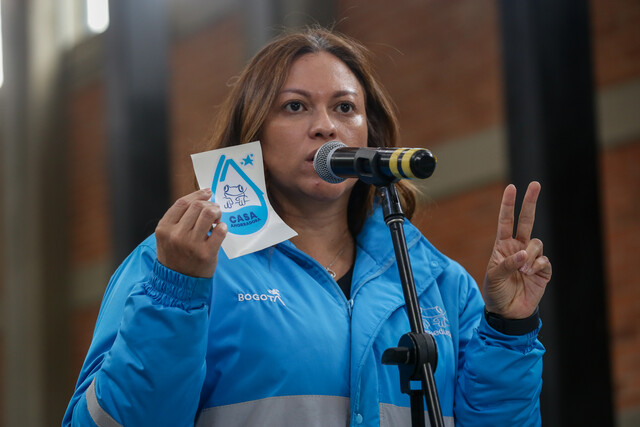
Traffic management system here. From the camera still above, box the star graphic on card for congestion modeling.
[241,154,254,166]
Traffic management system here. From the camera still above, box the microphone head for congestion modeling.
[313,141,347,183]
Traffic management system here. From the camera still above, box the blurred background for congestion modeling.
[1,0,638,426]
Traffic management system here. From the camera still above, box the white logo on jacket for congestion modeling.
[237,289,286,306]
[421,306,451,337]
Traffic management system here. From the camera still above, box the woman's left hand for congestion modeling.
[483,181,552,319]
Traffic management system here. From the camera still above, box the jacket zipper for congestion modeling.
[278,242,354,316]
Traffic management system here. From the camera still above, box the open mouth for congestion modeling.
[306,150,317,163]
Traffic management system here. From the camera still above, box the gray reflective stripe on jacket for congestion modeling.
[379,403,455,427]
[86,379,123,427]
[196,395,350,426]
[194,395,456,426]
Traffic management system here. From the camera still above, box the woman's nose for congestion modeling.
[309,109,337,140]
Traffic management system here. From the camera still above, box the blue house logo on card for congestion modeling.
[421,306,451,337]
[211,154,268,235]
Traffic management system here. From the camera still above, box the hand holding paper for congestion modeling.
[155,188,227,278]
[191,141,297,259]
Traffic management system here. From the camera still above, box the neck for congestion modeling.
[272,191,355,279]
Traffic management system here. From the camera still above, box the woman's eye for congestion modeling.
[284,101,303,112]
[337,103,354,113]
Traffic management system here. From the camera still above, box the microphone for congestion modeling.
[313,141,436,185]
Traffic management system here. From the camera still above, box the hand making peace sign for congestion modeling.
[483,181,553,319]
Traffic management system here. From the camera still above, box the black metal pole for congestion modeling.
[106,0,171,264]
[378,184,444,427]
[498,1,614,425]
[387,220,424,335]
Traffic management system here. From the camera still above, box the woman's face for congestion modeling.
[260,51,368,208]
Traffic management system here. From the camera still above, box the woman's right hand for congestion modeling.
[155,188,227,278]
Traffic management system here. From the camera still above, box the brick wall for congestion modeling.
[601,140,640,410]
[591,0,640,86]
[67,82,111,266]
[412,182,504,286]
[336,0,502,148]
[170,14,246,198]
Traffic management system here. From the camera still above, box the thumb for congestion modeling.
[490,250,527,282]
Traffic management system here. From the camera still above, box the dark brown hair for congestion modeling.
[206,26,417,235]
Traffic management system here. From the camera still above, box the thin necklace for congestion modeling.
[325,243,348,279]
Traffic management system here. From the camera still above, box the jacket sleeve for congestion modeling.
[62,240,213,427]
[453,273,544,427]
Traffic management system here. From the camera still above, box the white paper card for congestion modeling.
[191,141,297,259]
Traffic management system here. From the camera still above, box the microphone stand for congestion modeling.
[377,183,445,427]
[316,142,442,426]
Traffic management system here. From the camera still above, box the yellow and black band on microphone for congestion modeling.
[389,148,421,179]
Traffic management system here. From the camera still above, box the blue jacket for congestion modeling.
[63,206,544,426]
